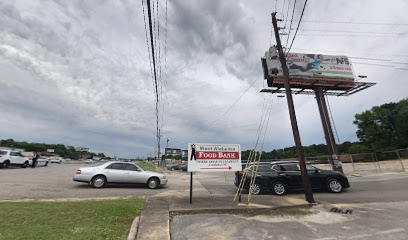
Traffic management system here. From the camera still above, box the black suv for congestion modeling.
[234,161,350,195]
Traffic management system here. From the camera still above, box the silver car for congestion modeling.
[73,161,168,189]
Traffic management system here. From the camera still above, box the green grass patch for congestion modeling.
[0,198,144,240]
[136,162,160,172]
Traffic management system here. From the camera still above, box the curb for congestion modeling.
[169,203,313,217]
[127,217,140,240]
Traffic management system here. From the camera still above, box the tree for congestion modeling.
[353,98,408,151]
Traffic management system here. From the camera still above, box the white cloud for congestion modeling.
[0,0,407,158]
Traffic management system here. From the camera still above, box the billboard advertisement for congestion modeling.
[187,143,241,172]
[165,148,182,156]
[264,46,355,81]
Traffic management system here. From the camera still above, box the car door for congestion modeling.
[306,164,325,189]
[10,152,24,164]
[103,163,125,183]
[279,163,303,189]
[122,163,146,183]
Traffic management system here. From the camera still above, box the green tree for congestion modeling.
[353,98,408,151]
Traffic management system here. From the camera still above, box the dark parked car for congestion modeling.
[181,164,188,172]
[234,161,350,195]
[167,164,182,171]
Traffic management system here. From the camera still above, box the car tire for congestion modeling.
[272,181,287,195]
[171,167,174,171]
[147,177,159,189]
[21,161,28,168]
[91,175,106,188]
[327,178,343,193]
[3,160,10,168]
[45,162,48,167]
[251,182,263,195]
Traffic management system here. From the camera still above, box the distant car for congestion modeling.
[181,164,188,172]
[167,164,182,171]
[84,159,94,164]
[50,157,64,164]
[0,150,29,168]
[73,161,168,189]
[235,161,350,195]
[27,156,49,167]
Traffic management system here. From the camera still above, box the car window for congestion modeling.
[10,152,20,156]
[124,164,140,171]
[306,164,316,171]
[0,151,7,155]
[280,164,299,171]
[257,165,272,172]
[271,165,282,171]
[106,163,124,170]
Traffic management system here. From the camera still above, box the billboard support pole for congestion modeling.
[315,87,344,173]
[271,12,314,204]
[190,172,193,204]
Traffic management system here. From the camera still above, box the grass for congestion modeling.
[0,198,145,240]
[136,162,160,172]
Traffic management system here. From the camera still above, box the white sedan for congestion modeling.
[73,161,168,189]
[27,157,49,167]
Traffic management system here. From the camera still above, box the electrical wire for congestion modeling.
[192,79,260,141]
[292,20,408,26]
[285,0,297,52]
[297,33,408,38]
[142,0,156,103]
[286,0,307,54]
[298,29,408,35]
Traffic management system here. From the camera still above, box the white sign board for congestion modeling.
[265,46,354,80]
[187,143,241,172]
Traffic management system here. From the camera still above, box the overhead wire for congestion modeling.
[285,0,297,52]
[286,0,308,54]
[192,79,260,142]
[142,0,156,103]
[292,20,408,26]
[161,0,169,144]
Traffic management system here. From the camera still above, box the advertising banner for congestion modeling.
[265,47,355,80]
[187,143,241,172]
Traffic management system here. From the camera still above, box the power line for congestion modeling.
[298,28,408,35]
[192,79,259,141]
[161,0,169,141]
[297,33,408,38]
[286,0,308,54]
[292,20,408,26]
[142,0,156,102]
[285,0,297,52]
[283,0,291,30]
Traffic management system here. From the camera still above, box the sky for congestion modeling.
[0,0,407,158]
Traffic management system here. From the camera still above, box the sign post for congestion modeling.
[187,143,241,204]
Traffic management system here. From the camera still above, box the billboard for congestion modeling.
[187,143,241,172]
[263,46,355,89]
[165,148,182,156]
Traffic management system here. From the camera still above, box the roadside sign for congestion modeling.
[187,143,241,172]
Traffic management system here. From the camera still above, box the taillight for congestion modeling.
[76,170,81,174]
[239,171,244,174]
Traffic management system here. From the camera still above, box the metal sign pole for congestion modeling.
[190,172,193,204]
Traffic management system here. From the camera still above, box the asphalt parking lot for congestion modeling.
[0,163,173,200]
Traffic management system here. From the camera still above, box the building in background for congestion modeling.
[165,148,181,157]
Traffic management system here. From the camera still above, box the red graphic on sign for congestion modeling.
[200,166,232,170]
[195,152,238,160]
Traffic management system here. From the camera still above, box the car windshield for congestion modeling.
[0,151,7,155]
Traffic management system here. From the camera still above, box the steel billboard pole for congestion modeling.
[271,12,314,203]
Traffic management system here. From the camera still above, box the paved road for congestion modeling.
[0,163,173,200]
[195,171,408,204]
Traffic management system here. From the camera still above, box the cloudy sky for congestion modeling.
[0,0,407,158]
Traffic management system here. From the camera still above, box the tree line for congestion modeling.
[0,139,106,159]
[242,98,408,160]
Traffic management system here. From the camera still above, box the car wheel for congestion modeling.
[272,181,286,195]
[3,160,10,168]
[327,179,343,193]
[21,161,28,168]
[45,162,48,167]
[91,175,106,188]
[147,178,159,189]
[251,182,262,195]
[171,167,174,171]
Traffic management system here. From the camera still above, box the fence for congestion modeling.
[253,148,408,175]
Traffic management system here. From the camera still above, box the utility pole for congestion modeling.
[271,12,314,203]
[166,138,169,148]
